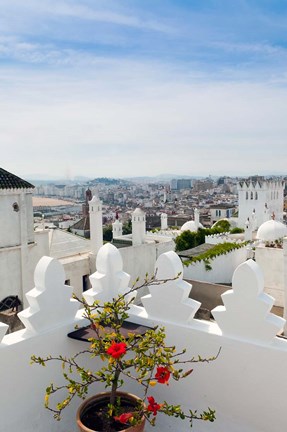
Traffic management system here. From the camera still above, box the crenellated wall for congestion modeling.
[1,244,287,432]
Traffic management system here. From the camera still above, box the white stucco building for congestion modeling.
[237,178,284,228]
[0,168,50,306]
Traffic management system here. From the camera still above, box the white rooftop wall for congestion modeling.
[0,244,287,432]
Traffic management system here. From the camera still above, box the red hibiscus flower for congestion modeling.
[114,412,133,424]
[155,366,170,384]
[106,341,127,359]
[147,396,162,416]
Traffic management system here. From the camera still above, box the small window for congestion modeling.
[255,192,258,200]
[82,275,91,292]
[65,279,70,286]
[250,192,253,200]
[246,192,248,200]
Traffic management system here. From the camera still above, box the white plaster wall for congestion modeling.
[61,254,91,297]
[182,248,247,284]
[255,246,284,307]
[119,239,174,286]
[120,243,157,286]
[0,247,22,299]
[0,231,49,304]
[1,297,287,432]
[0,323,92,432]
[25,193,35,243]
[0,191,34,248]
[0,193,21,247]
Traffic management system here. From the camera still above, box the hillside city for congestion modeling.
[33,174,287,234]
[2,167,287,432]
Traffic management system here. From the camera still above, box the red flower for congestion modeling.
[155,366,170,384]
[114,412,133,424]
[147,396,162,416]
[106,341,127,359]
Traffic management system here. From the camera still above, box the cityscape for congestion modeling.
[32,174,287,232]
[2,0,287,431]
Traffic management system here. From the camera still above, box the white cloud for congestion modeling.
[1,1,287,179]
[1,60,287,179]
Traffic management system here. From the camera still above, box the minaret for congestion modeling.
[89,194,103,255]
[194,208,200,230]
[82,188,92,217]
[112,212,123,239]
[161,213,168,230]
[132,208,146,246]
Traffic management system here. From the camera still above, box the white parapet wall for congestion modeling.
[182,247,248,284]
[0,244,287,432]
[255,245,284,307]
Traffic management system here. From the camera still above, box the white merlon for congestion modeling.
[141,251,200,324]
[18,256,78,333]
[85,243,132,305]
[212,259,285,343]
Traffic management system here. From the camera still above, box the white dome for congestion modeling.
[180,220,203,232]
[256,220,287,241]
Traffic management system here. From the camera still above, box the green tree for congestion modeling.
[123,219,132,235]
[103,225,113,242]
[212,219,230,231]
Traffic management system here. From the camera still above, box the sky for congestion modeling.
[1,0,287,180]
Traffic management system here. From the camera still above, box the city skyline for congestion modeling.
[1,1,287,179]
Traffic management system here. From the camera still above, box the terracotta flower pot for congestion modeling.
[76,391,146,432]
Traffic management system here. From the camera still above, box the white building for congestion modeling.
[209,204,235,225]
[237,178,284,228]
[0,168,50,306]
[0,169,175,305]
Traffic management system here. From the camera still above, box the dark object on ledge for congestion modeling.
[68,321,153,342]
[0,295,21,312]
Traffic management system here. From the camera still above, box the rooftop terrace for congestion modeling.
[1,243,287,431]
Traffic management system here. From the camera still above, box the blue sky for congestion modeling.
[1,0,287,180]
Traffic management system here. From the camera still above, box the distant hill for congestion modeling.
[123,174,201,183]
[88,177,132,186]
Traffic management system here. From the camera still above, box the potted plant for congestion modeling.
[31,275,218,432]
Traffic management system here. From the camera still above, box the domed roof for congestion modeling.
[256,219,287,241]
[180,220,203,232]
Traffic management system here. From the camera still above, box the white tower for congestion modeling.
[237,178,285,228]
[89,195,103,255]
[0,168,35,302]
[161,213,168,230]
[194,208,200,230]
[112,213,123,239]
[132,208,146,246]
